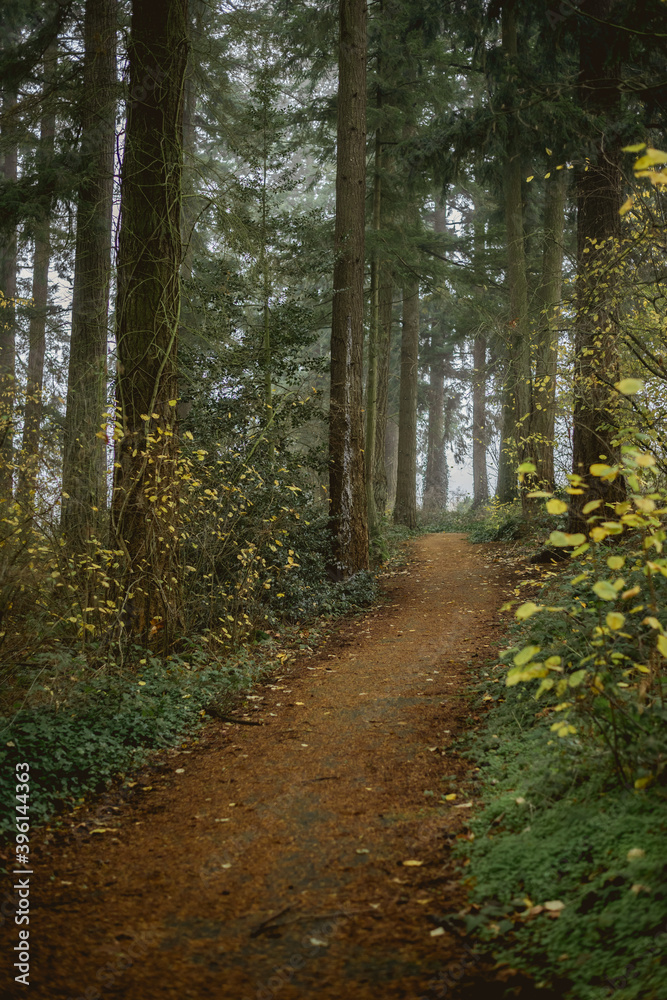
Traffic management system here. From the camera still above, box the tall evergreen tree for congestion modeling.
[393,278,419,528]
[111,0,188,643]
[17,43,57,510]
[328,0,369,577]
[61,0,117,548]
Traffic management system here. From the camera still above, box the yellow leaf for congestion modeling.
[590,463,618,479]
[402,859,424,867]
[622,142,646,153]
[643,616,662,631]
[592,580,618,601]
[444,793,457,801]
[516,601,541,620]
[583,499,602,514]
[607,555,625,570]
[619,196,634,216]
[549,531,586,547]
[526,175,534,182]
[606,612,625,631]
[657,634,667,658]
[634,147,667,170]
[546,498,568,514]
[615,378,644,395]
[634,776,653,790]
[513,645,541,667]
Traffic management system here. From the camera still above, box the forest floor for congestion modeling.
[24,532,554,1000]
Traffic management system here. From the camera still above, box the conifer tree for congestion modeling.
[328,0,369,577]
[111,0,188,643]
[61,0,117,548]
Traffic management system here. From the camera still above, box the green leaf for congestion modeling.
[568,670,587,687]
[592,580,618,601]
[518,461,536,473]
[615,378,644,395]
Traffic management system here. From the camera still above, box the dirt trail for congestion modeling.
[27,533,512,1000]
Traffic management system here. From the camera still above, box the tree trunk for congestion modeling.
[422,204,448,513]
[422,348,446,512]
[373,258,393,517]
[385,417,398,511]
[568,0,626,534]
[365,124,382,539]
[17,46,57,511]
[328,0,368,578]
[0,90,17,507]
[61,0,117,547]
[530,169,566,493]
[472,333,489,508]
[393,279,419,528]
[111,0,188,646]
[496,0,531,504]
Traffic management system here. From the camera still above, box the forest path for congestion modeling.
[31,533,519,1000]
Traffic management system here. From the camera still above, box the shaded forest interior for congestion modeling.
[0,0,666,997]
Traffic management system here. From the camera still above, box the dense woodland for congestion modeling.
[1,0,667,996]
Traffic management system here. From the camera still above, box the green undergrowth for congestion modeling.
[0,567,380,843]
[0,641,274,839]
[460,564,667,999]
[419,498,534,543]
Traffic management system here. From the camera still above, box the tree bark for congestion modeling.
[422,346,446,512]
[328,0,369,578]
[568,0,626,533]
[393,279,419,528]
[365,124,382,538]
[373,257,393,518]
[17,45,57,512]
[530,169,566,493]
[472,333,489,508]
[384,417,398,511]
[0,89,17,507]
[496,0,531,504]
[423,204,448,513]
[61,0,117,547]
[111,0,188,645]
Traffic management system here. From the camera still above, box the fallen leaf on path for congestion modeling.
[356,848,369,854]
[402,859,424,867]
[309,938,328,947]
[175,768,185,774]
[430,927,445,937]
[454,801,473,809]
[90,828,115,835]
[544,900,565,911]
[444,793,457,801]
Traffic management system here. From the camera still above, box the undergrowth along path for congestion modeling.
[27,533,524,999]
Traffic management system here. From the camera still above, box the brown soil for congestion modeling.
[22,533,535,1000]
